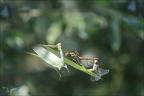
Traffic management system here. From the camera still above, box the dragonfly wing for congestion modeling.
[90,76,96,82]
[90,71,101,82]
[90,68,109,82]
[90,76,101,82]
[97,68,109,76]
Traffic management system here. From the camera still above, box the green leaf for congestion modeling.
[40,43,69,72]
[32,46,64,68]
[25,51,40,58]
[25,49,62,80]
[46,21,62,44]
[111,18,121,52]
[26,45,96,77]
[43,46,96,77]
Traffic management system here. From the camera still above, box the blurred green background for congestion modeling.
[0,0,143,96]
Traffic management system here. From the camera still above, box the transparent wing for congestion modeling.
[90,75,101,82]
[90,71,101,82]
[97,68,109,76]
[90,76,97,82]
[90,68,109,82]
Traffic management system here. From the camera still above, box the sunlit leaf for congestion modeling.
[25,51,39,58]
[32,45,64,68]
[41,43,69,72]
[46,21,62,44]
[43,46,96,77]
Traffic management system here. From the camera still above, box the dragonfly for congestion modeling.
[65,50,99,66]
[89,60,109,82]
[65,50,109,81]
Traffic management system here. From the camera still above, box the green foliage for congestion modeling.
[26,45,96,77]
[43,45,96,77]
[1,0,143,96]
